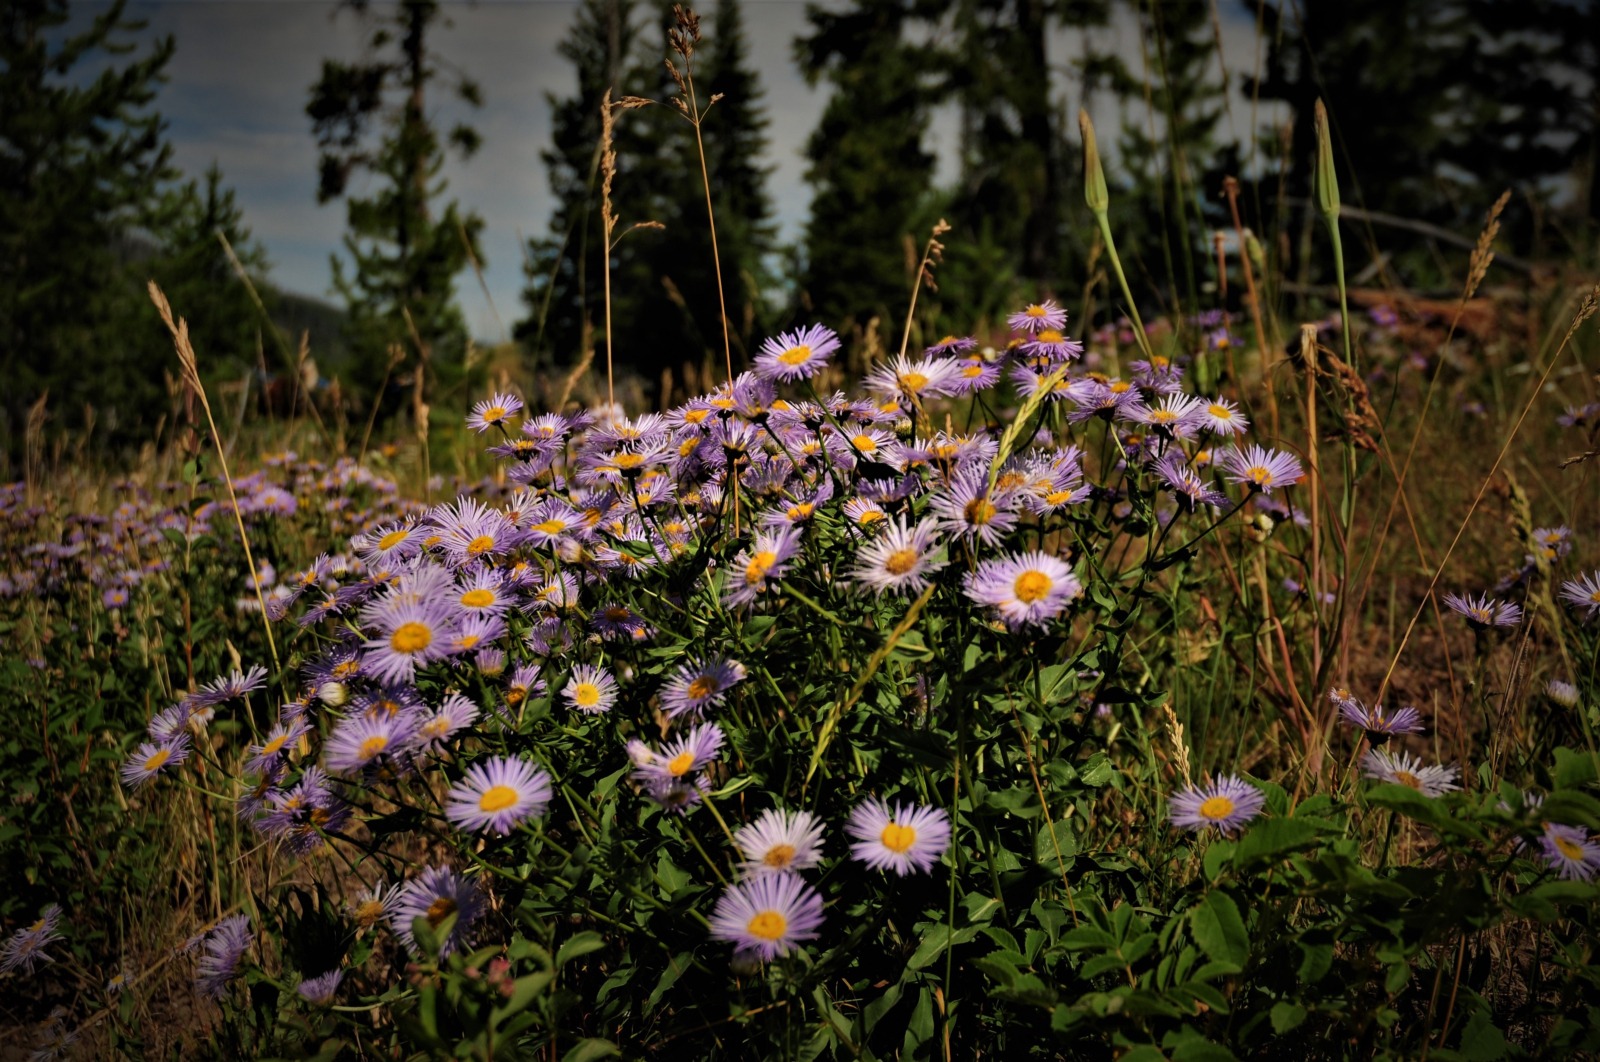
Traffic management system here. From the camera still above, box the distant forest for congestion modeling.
[3,0,1597,454]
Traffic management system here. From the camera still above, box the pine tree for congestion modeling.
[0,0,177,448]
[797,0,944,333]
[141,164,273,382]
[307,0,485,411]
[519,0,777,391]
[516,0,643,366]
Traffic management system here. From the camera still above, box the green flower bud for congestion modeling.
[1079,109,1109,215]
[1314,99,1340,219]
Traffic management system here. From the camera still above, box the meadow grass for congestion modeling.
[2,53,1600,1062]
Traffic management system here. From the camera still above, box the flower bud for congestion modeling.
[1313,99,1340,219]
[1079,109,1109,214]
[318,681,349,708]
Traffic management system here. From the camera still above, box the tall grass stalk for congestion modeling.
[147,281,280,675]
[1080,109,1153,370]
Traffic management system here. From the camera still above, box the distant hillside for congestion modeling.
[269,286,350,369]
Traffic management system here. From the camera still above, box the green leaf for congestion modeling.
[908,923,980,971]
[561,1039,620,1062]
[1270,1001,1306,1034]
[1233,817,1328,868]
[1458,1006,1510,1061]
[1552,746,1599,790]
[557,931,606,967]
[1190,892,1248,969]
[1034,818,1077,869]
[1079,754,1115,787]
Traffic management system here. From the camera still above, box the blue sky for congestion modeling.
[104,1,1264,340]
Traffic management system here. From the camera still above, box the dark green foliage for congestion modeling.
[0,0,177,450]
[518,0,777,387]
[307,0,485,411]
[1248,0,1597,281]
[797,0,944,334]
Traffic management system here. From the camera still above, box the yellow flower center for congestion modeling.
[478,785,519,813]
[143,747,172,772]
[1025,305,1048,318]
[358,735,388,761]
[965,498,997,525]
[778,344,812,366]
[962,365,984,378]
[880,822,917,853]
[481,405,507,423]
[391,622,433,654]
[378,529,410,551]
[613,452,645,469]
[746,910,788,941]
[746,551,777,584]
[1198,796,1235,820]
[1247,465,1273,486]
[261,733,289,756]
[466,534,496,556]
[1394,770,1422,790]
[532,518,567,535]
[763,844,797,868]
[1036,329,1064,343]
[573,683,601,709]
[684,408,711,424]
[857,509,884,525]
[667,751,696,777]
[505,687,527,707]
[353,899,384,927]
[460,589,496,608]
[425,897,457,927]
[1207,404,1233,420]
[852,434,878,453]
[884,548,920,576]
[1013,570,1052,604]
[900,372,929,392]
[1553,835,1586,860]
[687,676,717,700]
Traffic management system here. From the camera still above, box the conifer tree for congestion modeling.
[307,0,485,409]
[797,0,943,333]
[520,0,776,388]
[0,0,177,447]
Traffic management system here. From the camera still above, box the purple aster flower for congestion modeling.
[1537,823,1600,881]
[415,693,481,748]
[433,496,516,567]
[733,808,826,877]
[244,719,309,776]
[963,551,1083,629]
[323,712,418,775]
[1361,748,1460,796]
[195,915,252,999]
[1130,393,1205,440]
[503,664,546,713]
[562,664,618,715]
[862,354,963,402]
[926,334,978,357]
[846,797,951,875]
[121,734,191,789]
[849,515,947,597]
[444,756,552,836]
[1019,327,1084,362]
[725,525,802,608]
[754,324,840,382]
[929,468,1019,547]
[1156,455,1226,513]
[632,723,725,791]
[1546,679,1579,708]
[1168,775,1265,835]
[1218,444,1303,494]
[643,774,711,814]
[1198,397,1250,435]
[297,969,344,1005]
[1007,300,1068,335]
[708,872,824,962]
[0,904,64,974]
[466,392,524,434]
[360,593,455,686]
[945,352,1002,394]
[1336,698,1424,738]
[659,657,747,719]
[1530,526,1573,563]
[387,866,485,958]
[1558,571,1600,621]
[1442,591,1524,630]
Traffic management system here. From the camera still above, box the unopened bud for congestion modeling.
[318,681,349,707]
[1079,109,1109,214]
[1313,99,1340,219]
